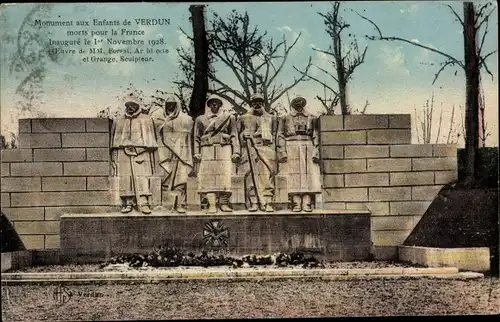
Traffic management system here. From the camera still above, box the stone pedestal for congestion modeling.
[60,210,371,263]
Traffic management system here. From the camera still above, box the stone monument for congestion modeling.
[111,94,158,214]
[236,94,287,212]
[280,95,322,212]
[193,95,240,213]
[150,95,194,213]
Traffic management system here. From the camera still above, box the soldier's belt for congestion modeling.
[285,135,311,141]
[248,137,273,146]
[200,134,231,146]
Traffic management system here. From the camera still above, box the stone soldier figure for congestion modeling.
[150,95,194,213]
[111,94,158,214]
[237,94,287,212]
[193,95,240,213]
[282,95,321,212]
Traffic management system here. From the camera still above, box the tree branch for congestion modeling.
[354,10,465,70]
[444,4,464,26]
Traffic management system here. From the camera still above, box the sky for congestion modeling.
[0,1,498,146]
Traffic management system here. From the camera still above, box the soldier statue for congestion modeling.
[237,94,287,212]
[111,94,158,214]
[150,95,194,213]
[193,95,240,213]
[281,95,321,212]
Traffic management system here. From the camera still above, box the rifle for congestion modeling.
[129,152,141,211]
[245,137,264,210]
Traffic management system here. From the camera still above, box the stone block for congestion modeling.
[346,202,389,217]
[345,173,389,187]
[398,246,490,272]
[19,235,45,249]
[367,158,411,172]
[369,187,411,201]
[33,148,86,162]
[59,211,371,263]
[3,207,44,221]
[1,149,33,162]
[323,188,368,202]
[411,185,444,201]
[87,177,111,190]
[435,171,458,184]
[321,146,343,159]
[11,191,111,207]
[372,215,414,231]
[44,205,118,220]
[62,133,110,148]
[390,144,433,157]
[1,164,9,177]
[19,133,61,148]
[389,201,432,215]
[10,162,62,176]
[372,230,411,246]
[1,193,10,208]
[1,177,41,192]
[371,246,398,260]
[322,174,344,188]
[86,148,110,161]
[15,221,59,234]
[344,145,389,159]
[63,162,110,176]
[412,157,457,171]
[42,177,87,191]
[321,131,366,145]
[86,119,111,132]
[389,115,411,129]
[344,115,388,130]
[32,119,86,133]
[319,115,343,131]
[432,144,457,157]
[19,119,31,133]
[389,171,435,186]
[321,202,346,210]
[45,235,60,249]
[367,129,411,144]
[323,159,366,174]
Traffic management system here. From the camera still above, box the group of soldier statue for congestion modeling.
[110,93,322,214]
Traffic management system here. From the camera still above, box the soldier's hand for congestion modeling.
[193,154,202,162]
[125,146,138,156]
[312,148,320,163]
[231,154,241,164]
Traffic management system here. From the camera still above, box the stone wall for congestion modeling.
[1,115,458,252]
[1,118,115,249]
[319,115,457,250]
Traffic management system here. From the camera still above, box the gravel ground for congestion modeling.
[7,261,419,273]
[2,278,499,320]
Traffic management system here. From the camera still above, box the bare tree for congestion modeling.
[294,2,368,115]
[355,2,497,184]
[414,92,460,144]
[478,74,491,147]
[176,10,312,114]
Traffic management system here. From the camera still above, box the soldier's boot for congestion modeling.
[302,194,313,212]
[206,193,217,214]
[291,194,302,212]
[120,197,133,214]
[263,196,274,212]
[248,195,259,212]
[219,192,233,212]
[139,195,152,214]
[175,189,187,214]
